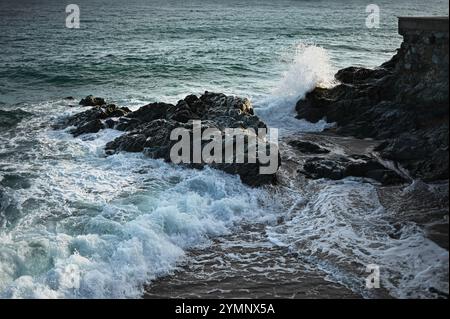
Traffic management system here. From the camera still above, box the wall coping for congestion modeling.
[398,16,449,35]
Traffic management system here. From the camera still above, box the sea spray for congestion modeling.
[254,44,336,135]
[273,43,336,99]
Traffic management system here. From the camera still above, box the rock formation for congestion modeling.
[296,17,449,181]
[58,92,279,186]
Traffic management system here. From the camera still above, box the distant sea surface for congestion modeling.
[0,0,448,298]
[0,0,448,105]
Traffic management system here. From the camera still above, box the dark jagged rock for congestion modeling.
[105,118,117,129]
[55,104,131,133]
[126,102,172,123]
[59,92,280,186]
[167,100,200,123]
[296,19,449,181]
[106,119,179,154]
[301,155,406,185]
[79,95,106,107]
[282,133,407,186]
[71,119,104,137]
[335,66,387,84]
[106,117,278,186]
[288,140,330,154]
[114,91,265,133]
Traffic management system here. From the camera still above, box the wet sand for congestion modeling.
[144,133,448,299]
[144,223,361,299]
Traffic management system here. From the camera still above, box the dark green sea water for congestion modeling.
[1,0,448,106]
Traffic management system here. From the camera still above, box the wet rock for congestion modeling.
[126,102,172,123]
[301,155,406,185]
[115,92,264,133]
[106,119,178,154]
[115,117,142,131]
[55,104,131,131]
[287,140,330,154]
[65,92,280,186]
[105,118,117,129]
[167,100,200,123]
[296,26,449,181]
[378,126,449,181]
[335,66,387,84]
[79,95,106,107]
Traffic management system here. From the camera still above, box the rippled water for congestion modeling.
[1,0,448,105]
[0,0,448,298]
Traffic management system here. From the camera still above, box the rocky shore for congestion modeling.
[51,17,448,299]
[295,17,449,182]
[57,19,449,189]
[57,92,278,186]
[58,89,409,188]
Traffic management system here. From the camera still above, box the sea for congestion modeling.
[0,0,448,298]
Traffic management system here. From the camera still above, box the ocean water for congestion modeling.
[0,0,449,298]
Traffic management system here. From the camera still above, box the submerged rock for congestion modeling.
[55,104,131,135]
[71,119,104,137]
[287,140,330,154]
[296,21,449,181]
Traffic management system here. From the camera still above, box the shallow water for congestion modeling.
[0,0,449,298]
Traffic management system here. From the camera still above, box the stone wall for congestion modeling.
[395,17,449,105]
[295,16,449,181]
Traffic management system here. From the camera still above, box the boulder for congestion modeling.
[301,155,406,185]
[60,92,280,187]
[287,140,330,154]
[71,119,104,137]
[79,95,106,107]
[55,104,131,132]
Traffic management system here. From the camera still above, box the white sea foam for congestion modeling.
[266,179,449,298]
[272,44,336,99]
[254,44,336,135]
[1,45,448,299]
[0,107,277,298]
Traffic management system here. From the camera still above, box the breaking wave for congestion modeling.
[0,102,278,298]
[254,44,336,135]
